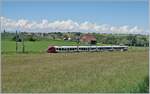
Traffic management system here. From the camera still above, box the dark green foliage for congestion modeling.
[28,36,38,41]
[12,35,22,42]
[1,32,15,40]
[130,76,149,93]
[138,76,149,93]
[94,34,149,47]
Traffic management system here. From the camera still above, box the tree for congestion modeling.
[12,35,22,42]
[127,35,137,46]
[136,36,145,46]
[105,35,117,44]
[120,38,129,45]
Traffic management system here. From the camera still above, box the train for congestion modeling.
[47,45,128,53]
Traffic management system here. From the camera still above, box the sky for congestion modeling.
[1,0,149,34]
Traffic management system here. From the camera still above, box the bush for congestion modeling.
[28,36,37,41]
[130,76,149,93]
[12,35,22,42]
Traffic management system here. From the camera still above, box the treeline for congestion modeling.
[93,34,149,47]
[1,31,149,47]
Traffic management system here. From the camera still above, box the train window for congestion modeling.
[104,47,108,49]
[91,48,95,50]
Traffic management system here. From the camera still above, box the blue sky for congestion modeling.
[1,0,149,34]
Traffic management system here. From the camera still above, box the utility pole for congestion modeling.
[3,29,5,39]
[22,32,25,53]
[76,32,80,52]
[16,30,18,53]
[76,35,81,52]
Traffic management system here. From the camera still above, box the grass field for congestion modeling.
[2,48,149,93]
[1,40,77,53]
[1,40,110,53]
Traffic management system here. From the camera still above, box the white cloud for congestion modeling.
[80,21,96,31]
[95,24,110,33]
[0,16,148,34]
[48,20,79,31]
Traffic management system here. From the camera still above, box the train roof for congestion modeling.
[53,45,128,48]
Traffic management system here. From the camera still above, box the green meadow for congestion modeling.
[1,40,108,53]
[1,40,149,93]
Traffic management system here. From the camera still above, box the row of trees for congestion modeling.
[94,34,149,47]
[2,31,149,47]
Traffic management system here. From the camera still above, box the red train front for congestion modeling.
[47,46,57,53]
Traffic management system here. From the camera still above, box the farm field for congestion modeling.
[1,40,77,53]
[1,48,149,93]
[1,40,109,53]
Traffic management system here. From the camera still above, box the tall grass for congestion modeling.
[2,50,149,93]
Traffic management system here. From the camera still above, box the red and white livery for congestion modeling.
[47,45,128,53]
